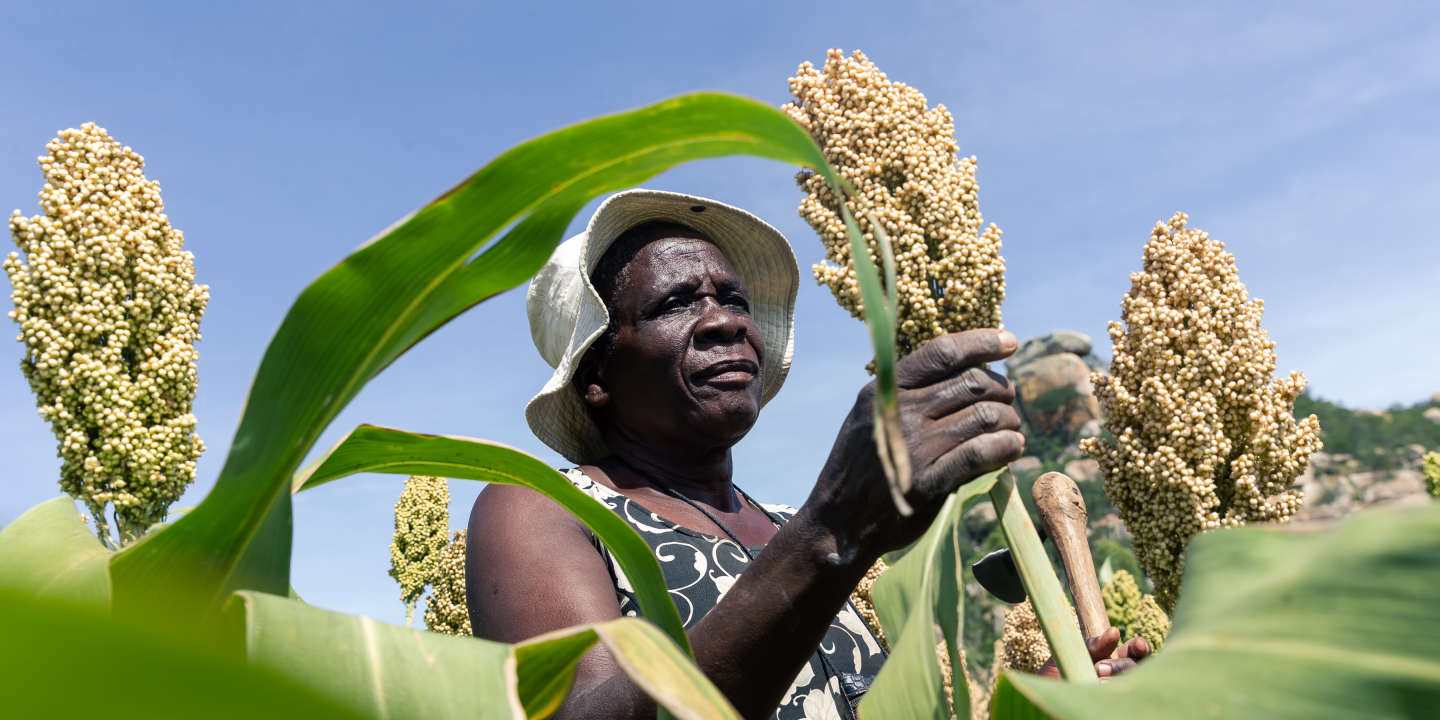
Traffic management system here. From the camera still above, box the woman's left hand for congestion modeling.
[1038,627,1150,680]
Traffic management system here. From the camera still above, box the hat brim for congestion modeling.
[524,189,798,465]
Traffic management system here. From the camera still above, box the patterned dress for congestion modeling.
[563,469,887,720]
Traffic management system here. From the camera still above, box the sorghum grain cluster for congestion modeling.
[424,530,472,636]
[6,123,208,545]
[1101,569,1170,650]
[1082,212,1321,611]
[389,474,451,627]
[1423,451,1440,499]
[849,556,889,649]
[784,49,1005,356]
[996,600,1052,674]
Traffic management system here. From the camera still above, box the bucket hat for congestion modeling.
[525,189,798,464]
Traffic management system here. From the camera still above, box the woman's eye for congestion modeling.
[725,295,750,312]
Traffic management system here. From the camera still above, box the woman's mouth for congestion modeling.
[694,359,758,388]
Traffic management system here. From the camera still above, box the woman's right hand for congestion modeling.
[801,328,1025,563]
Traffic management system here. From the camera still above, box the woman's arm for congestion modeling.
[468,329,1025,719]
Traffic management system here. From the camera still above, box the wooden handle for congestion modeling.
[1032,471,1112,656]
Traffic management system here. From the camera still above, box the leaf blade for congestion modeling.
[108,92,840,621]
[995,503,1440,718]
[0,496,111,607]
[294,424,690,653]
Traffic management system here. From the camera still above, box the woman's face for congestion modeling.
[585,235,766,453]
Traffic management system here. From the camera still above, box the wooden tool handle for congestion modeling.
[1032,471,1112,655]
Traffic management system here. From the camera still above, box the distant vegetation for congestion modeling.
[1293,392,1440,469]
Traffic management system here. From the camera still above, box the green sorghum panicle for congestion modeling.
[1131,594,1170,651]
[1102,569,1170,650]
[784,48,1006,358]
[389,474,451,627]
[1101,569,1143,630]
[1081,213,1322,612]
[5,123,208,546]
[424,529,471,636]
[1423,451,1440,499]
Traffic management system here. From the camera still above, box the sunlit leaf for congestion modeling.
[860,470,999,719]
[108,92,844,622]
[994,503,1440,718]
[2,587,363,719]
[0,496,111,607]
[989,471,1095,682]
[230,591,738,720]
[294,424,690,652]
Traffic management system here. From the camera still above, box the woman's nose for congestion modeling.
[694,298,748,346]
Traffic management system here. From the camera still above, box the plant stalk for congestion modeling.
[988,469,1097,683]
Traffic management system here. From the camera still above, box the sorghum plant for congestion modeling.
[423,530,471,636]
[1082,212,1322,611]
[1423,451,1440,499]
[5,123,208,546]
[784,48,1005,355]
[389,474,451,627]
[1101,570,1170,650]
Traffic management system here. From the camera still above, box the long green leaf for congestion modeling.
[860,470,1000,719]
[230,591,737,720]
[109,92,845,621]
[229,590,522,719]
[841,207,911,515]
[566,619,742,720]
[993,503,1440,719]
[989,470,1096,683]
[2,588,364,719]
[0,496,111,607]
[294,424,689,653]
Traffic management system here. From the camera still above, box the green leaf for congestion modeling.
[2,587,365,719]
[1097,556,1114,588]
[994,503,1440,719]
[108,92,844,621]
[989,470,1096,682]
[860,470,1000,720]
[294,424,690,653]
[0,496,111,607]
[516,619,742,720]
[228,590,523,719]
[842,206,910,515]
[230,591,738,720]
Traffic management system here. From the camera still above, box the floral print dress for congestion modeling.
[563,469,887,720]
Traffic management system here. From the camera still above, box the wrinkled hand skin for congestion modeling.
[801,328,1026,564]
[1039,627,1152,680]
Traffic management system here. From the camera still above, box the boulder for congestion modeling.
[1077,419,1104,440]
[1005,331,1093,373]
[1063,458,1101,484]
[1058,443,1087,463]
[1010,456,1043,476]
[962,500,998,540]
[1012,353,1102,436]
[1423,407,1440,424]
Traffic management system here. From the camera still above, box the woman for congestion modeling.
[467,189,1144,719]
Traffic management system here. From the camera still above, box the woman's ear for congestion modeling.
[582,382,609,408]
[573,350,609,408]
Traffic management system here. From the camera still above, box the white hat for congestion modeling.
[525,189,799,464]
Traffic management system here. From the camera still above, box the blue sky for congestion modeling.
[3,1,1437,626]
